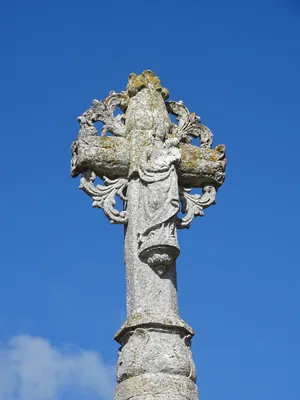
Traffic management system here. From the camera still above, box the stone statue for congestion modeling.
[71,70,226,400]
[137,122,181,275]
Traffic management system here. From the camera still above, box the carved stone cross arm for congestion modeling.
[70,70,226,400]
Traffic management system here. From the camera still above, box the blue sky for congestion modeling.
[1,0,300,399]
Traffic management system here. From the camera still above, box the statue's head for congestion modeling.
[153,119,171,143]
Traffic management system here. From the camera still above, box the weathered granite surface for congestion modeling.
[71,70,226,400]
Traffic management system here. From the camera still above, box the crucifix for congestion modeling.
[71,70,226,400]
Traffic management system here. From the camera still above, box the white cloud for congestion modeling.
[0,335,115,400]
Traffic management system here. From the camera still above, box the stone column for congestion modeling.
[70,70,226,400]
[114,178,198,400]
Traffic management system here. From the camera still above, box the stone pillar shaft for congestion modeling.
[115,172,197,400]
[124,178,179,318]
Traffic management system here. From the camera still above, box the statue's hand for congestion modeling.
[155,157,170,170]
[167,147,181,165]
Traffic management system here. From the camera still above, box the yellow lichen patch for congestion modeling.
[104,91,129,107]
[100,137,119,150]
[180,144,200,170]
[215,144,226,153]
[126,70,169,99]
[128,75,147,90]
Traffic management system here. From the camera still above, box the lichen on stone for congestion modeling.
[126,70,169,99]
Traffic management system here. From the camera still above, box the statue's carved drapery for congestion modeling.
[137,129,181,274]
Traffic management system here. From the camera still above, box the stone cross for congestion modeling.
[71,70,226,400]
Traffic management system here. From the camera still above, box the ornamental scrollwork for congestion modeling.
[79,170,128,224]
[77,91,128,138]
[167,100,213,148]
[177,186,217,229]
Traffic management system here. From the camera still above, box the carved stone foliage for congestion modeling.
[79,170,128,224]
[167,100,213,148]
[77,91,128,138]
[177,186,217,229]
